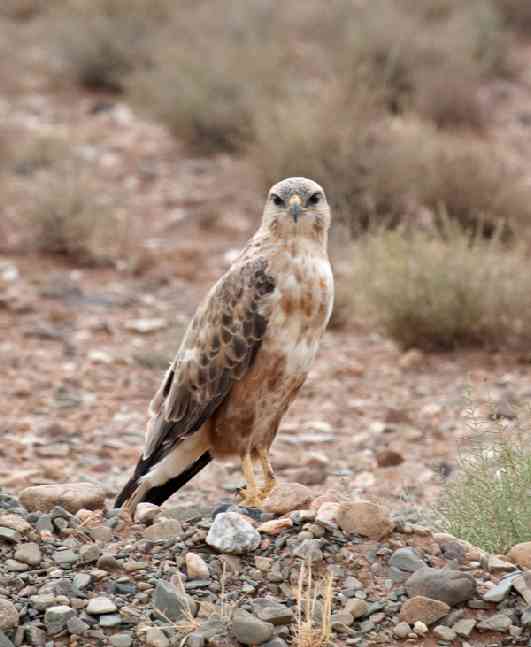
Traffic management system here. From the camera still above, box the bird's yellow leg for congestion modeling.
[239,453,260,508]
[257,448,277,500]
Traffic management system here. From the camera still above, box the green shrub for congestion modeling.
[439,396,531,553]
[349,224,531,351]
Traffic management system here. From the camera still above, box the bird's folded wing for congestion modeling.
[142,256,275,466]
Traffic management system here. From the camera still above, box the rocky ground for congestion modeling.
[3,12,531,647]
[1,481,531,646]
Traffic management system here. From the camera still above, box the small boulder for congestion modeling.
[152,580,198,622]
[231,608,274,645]
[185,552,209,579]
[143,518,182,541]
[14,542,41,566]
[86,597,117,615]
[400,596,450,626]
[508,542,531,570]
[0,599,18,630]
[19,483,105,514]
[406,567,476,606]
[263,483,313,515]
[336,500,394,540]
[207,512,260,554]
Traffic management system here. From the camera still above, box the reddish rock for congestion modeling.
[400,596,449,625]
[263,483,313,515]
[336,500,394,540]
[19,483,106,514]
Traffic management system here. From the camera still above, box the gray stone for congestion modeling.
[6,559,28,572]
[433,625,456,641]
[393,622,412,639]
[293,539,323,564]
[143,519,182,541]
[26,625,46,647]
[72,573,91,591]
[145,627,169,647]
[406,567,476,606]
[90,525,113,542]
[345,599,369,619]
[152,580,198,622]
[15,542,41,566]
[483,576,514,602]
[110,633,133,647]
[30,594,55,611]
[19,483,105,514]
[453,618,476,637]
[79,544,100,563]
[0,527,18,543]
[35,515,53,533]
[476,613,511,632]
[97,554,121,570]
[99,614,122,627]
[52,549,78,565]
[231,609,274,645]
[44,606,75,634]
[206,512,260,554]
[0,600,18,630]
[86,597,117,615]
[187,619,227,643]
[512,571,531,605]
[521,607,531,627]
[0,632,14,647]
[262,640,288,647]
[66,616,89,635]
[331,611,354,630]
[251,599,294,625]
[390,547,425,573]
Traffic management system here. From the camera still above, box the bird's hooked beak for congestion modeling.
[287,194,302,223]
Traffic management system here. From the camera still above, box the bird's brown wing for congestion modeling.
[142,256,275,467]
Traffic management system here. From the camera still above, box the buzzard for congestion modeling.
[116,177,334,512]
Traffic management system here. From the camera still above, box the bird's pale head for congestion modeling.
[262,177,330,241]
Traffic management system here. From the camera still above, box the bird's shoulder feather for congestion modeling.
[143,254,276,462]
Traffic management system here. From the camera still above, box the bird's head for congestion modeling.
[262,177,331,241]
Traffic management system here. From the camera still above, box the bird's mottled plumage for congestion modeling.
[116,177,334,512]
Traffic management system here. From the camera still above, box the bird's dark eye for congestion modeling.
[271,194,284,207]
[308,192,321,206]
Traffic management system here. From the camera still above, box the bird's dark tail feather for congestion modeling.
[114,451,213,509]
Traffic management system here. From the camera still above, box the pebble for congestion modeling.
[476,613,512,632]
[345,599,369,619]
[90,525,113,542]
[251,599,294,625]
[262,483,313,514]
[336,500,394,540]
[19,483,105,513]
[86,597,118,615]
[80,544,101,563]
[44,605,75,634]
[144,627,169,647]
[488,554,516,572]
[315,502,340,529]
[110,633,133,647]
[483,576,514,602]
[206,512,260,554]
[433,624,456,640]
[66,616,89,635]
[453,618,476,637]
[14,541,41,566]
[393,621,412,639]
[0,527,18,543]
[390,547,425,573]
[143,518,182,541]
[508,542,531,569]
[0,514,31,533]
[185,552,210,579]
[400,596,450,625]
[30,594,55,611]
[0,600,19,630]
[413,620,428,635]
[257,517,293,535]
[53,549,78,565]
[293,539,323,564]
[405,567,476,606]
[152,580,197,622]
[231,608,274,645]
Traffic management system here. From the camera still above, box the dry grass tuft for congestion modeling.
[439,394,531,553]
[24,174,117,264]
[294,564,333,647]
[51,0,174,92]
[349,223,531,351]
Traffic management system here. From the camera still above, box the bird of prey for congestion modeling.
[115,177,334,513]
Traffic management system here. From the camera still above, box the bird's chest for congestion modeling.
[264,249,334,375]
